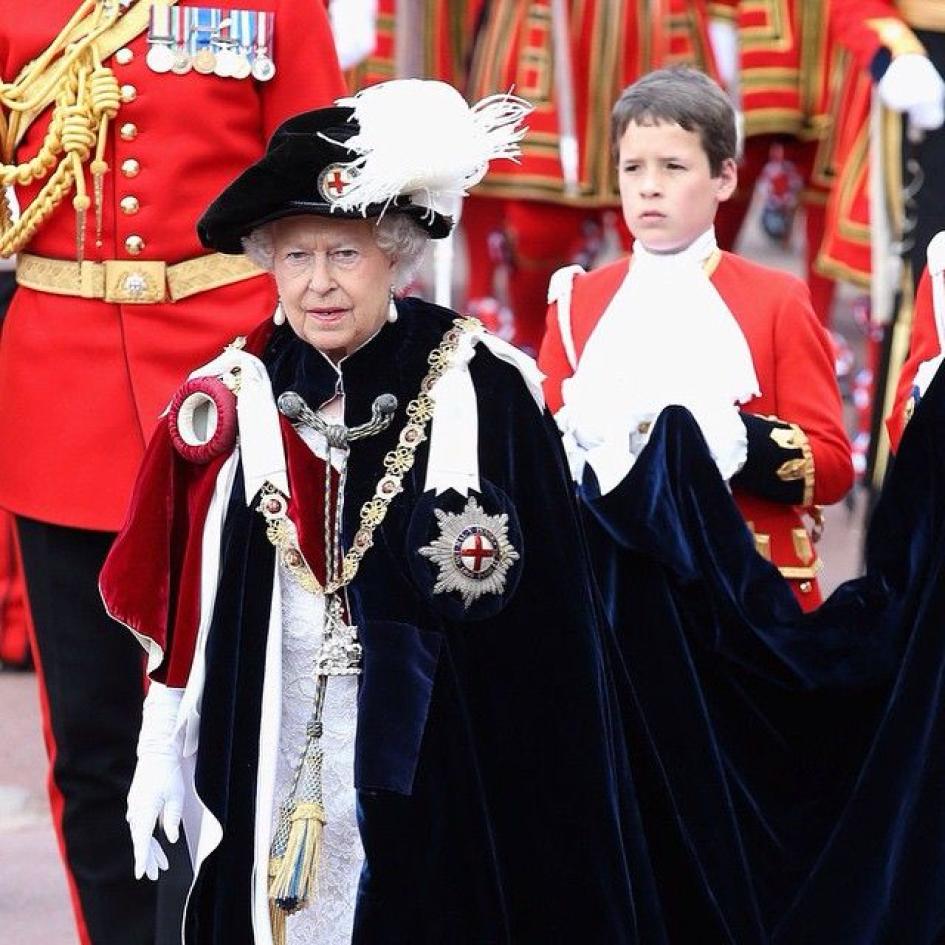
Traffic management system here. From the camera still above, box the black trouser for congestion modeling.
[16,517,190,945]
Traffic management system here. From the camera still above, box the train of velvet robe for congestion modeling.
[580,369,945,945]
[100,299,665,945]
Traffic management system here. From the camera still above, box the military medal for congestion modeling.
[193,46,216,73]
[418,496,520,608]
[146,42,174,72]
[146,0,175,73]
[229,11,253,80]
[213,14,236,77]
[170,7,192,74]
[192,7,216,73]
[251,11,276,81]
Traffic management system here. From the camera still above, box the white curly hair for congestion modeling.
[241,213,429,289]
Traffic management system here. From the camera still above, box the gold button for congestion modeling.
[120,84,137,103]
[121,158,140,178]
[799,580,813,594]
[125,235,145,255]
[119,122,138,141]
[636,421,651,435]
[120,196,139,215]
[114,47,133,65]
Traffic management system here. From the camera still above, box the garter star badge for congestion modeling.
[418,496,520,608]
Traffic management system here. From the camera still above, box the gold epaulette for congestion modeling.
[0,1,174,263]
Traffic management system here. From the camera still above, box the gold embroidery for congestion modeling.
[792,528,814,565]
[776,457,807,482]
[754,532,772,562]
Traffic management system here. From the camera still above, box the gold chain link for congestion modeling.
[259,318,481,596]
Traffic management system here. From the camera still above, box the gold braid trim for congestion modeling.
[0,1,167,261]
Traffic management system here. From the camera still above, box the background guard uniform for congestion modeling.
[539,251,854,609]
[709,0,861,326]
[0,3,345,943]
[463,0,719,352]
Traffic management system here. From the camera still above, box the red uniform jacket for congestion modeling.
[0,0,346,531]
[539,252,854,608]
[888,265,940,452]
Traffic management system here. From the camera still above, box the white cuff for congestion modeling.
[583,437,636,496]
[138,683,185,757]
[915,353,944,397]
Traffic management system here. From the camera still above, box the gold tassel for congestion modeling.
[268,801,327,914]
[268,899,287,945]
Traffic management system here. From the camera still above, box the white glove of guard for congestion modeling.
[879,54,945,131]
[914,353,945,399]
[127,683,186,881]
[708,19,739,91]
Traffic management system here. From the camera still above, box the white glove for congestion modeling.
[914,353,945,398]
[879,54,945,131]
[708,19,739,91]
[127,683,186,881]
[329,0,378,70]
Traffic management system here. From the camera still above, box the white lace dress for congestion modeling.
[272,424,364,945]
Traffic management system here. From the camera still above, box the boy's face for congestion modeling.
[617,120,737,253]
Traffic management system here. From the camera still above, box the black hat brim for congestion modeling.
[197,107,453,254]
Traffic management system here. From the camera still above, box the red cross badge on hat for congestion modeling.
[318,162,357,203]
[418,496,519,608]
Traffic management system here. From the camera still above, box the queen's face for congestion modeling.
[271,215,394,362]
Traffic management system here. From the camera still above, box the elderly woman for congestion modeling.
[99,82,650,945]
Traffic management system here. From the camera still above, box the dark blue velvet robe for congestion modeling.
[580,364,945,944]
[185,299,662,944]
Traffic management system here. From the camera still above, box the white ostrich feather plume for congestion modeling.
[325,79,532,218]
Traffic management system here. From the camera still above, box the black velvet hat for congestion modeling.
[197,106,454,254]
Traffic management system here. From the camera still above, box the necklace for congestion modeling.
[259,316,480,938]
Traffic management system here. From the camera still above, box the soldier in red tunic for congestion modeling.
[539,68,853,609]
[0,3,345,943]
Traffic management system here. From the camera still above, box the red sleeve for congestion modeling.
[538,300,573,416]
[887,267,941,452]
[772,279,854,505]
[830,0,925,73]
[261,0,348,138]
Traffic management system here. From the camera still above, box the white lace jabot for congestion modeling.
[559,227,759,491]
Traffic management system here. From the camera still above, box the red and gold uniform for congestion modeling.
[817,4,926,287]
[463,0,718,351]
[539,251,853,609]
[343,0,484,91]
[0,4,345,944]
[710,0,838,323]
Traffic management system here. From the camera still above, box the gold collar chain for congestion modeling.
[258,317,482,596]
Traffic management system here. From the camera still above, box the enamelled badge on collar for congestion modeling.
[418,495,519,609]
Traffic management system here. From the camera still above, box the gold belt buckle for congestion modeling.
[103,260,167,303]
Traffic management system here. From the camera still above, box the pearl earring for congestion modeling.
[387,288,398,323]
[273,301,286,326]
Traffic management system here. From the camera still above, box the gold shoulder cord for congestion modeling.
[0,0,167,263]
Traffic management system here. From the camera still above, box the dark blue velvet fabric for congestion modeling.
[581,364,945,944]
[187,300,657,944]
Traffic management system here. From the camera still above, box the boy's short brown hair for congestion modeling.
[611,67,738,175]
